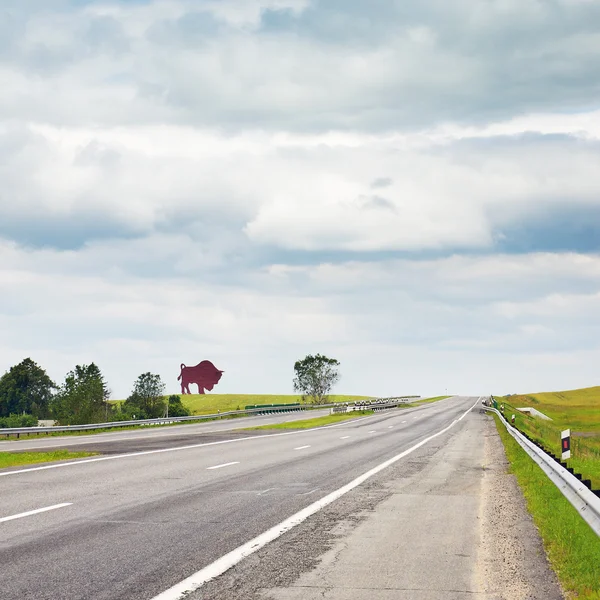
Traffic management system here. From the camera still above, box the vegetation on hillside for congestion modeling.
[174,394,372,415]
[497,386,600,489]
[0,450,97,469]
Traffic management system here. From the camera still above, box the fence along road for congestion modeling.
[485,405,600,537]
[3,396,486,600]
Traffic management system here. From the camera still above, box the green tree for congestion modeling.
[0,358,56,418]
[167,395,190,417]
[51,363,111,425]
[124,372,166,419]
[293,354,341,404]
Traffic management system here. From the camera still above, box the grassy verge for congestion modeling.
[404,395,450,407]
[244,411,374,430]
[493,414,600,599]
[0,450,97,469]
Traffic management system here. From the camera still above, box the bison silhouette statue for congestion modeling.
[178,361,223,395]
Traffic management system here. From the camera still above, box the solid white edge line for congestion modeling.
[207,462,239,470]
[0,503,72,523]
[0,414,377,478]
[149,397,480,600]
[294,446,311,450]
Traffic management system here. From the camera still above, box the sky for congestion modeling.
[2,0,600,400]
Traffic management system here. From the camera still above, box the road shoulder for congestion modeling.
[476,416,564,599]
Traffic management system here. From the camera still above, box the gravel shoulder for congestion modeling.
[476,416,564,599]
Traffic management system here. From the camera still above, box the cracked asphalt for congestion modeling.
[1,397,562,599]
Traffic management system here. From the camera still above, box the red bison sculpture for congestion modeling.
[178,361,223,395]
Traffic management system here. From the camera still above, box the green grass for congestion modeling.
[493,414,600,599]
[496,386,600,489]
[173,394,373,415]
[0,450,97,469]
[503,386,600,432]
[404,395,450,407]
[244,411,374,430]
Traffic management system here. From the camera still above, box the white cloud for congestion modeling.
[2,0,600,399]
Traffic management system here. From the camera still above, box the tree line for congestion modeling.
[0,358,189,427]
[0,353,342,427]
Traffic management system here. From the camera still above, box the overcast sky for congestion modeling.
[2,0,600,399]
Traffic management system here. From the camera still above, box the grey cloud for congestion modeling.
[494,204,600,254]
[0,212,139,250]
[359,195,396,212]
[370,177,392,189]
[74,141,122,168]
[146,11,223,46]
[1,1,599,131]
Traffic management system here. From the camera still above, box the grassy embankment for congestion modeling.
[493,414,600,599]
[177,394,372,414]
[496,386,600,489]
[0,450,97,469]
[244,410,374,430]
[404,395,450,407]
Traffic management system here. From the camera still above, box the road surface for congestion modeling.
[0,396,561,599]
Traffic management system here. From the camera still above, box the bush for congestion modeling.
[0,413,38,428]
[168,395,190,417]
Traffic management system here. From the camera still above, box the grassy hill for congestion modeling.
[178,394,373,415]
[505,386,600,432]
[498,385,600,489]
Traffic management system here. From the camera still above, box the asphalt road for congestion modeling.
[0,408,332,454]
[1,397,484,600]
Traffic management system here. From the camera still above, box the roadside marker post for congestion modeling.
[561,429,571,460]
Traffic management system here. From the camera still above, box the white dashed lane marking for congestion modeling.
[207,462,240,470]
[294,446,311,450]
[0,503,72,523]
[340,436,350,439]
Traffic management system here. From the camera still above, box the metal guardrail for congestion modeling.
[485,405,600,537]
[0,400,390,438]
[0,395,415,439]
[0,404,318,438]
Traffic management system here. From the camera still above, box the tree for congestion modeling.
[167,395,190,417]
[0,358,56,418]
[123,372,166,419]
[293,354,340,404]
[51,363,111,425]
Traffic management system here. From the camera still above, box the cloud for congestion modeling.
[1,241,600,397]
[2,0,600,131]
[2,0,600,399]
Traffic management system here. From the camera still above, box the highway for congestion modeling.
[0,408,332,454]
[0,397,561,599]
